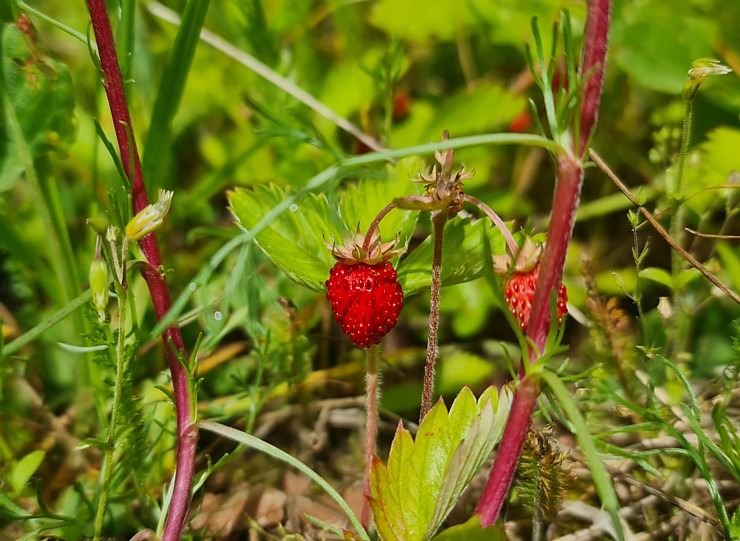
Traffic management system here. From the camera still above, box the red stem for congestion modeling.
[577,0,611,158]
[86,2,196,540]
[475,376,539,524]
[475,0,611,526]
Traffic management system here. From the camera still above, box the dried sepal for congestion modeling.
[492,236,543,275]
[327,227,404,265]
[412,131,474,218]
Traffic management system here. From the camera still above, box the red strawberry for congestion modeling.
[326,261,403,348]
[494,237,568,332]
[504,265,568,331]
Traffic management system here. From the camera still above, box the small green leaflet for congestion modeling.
[370,386,512,541]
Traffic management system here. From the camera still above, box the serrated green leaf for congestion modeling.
[0,23,75,191]
[8,450,45,493]
[431,516,504,541]
[228,160,424,291]
[639,267,674,289]
[228,185,341,290]
[398,217,505,295]
[339,157,424,250]
[370,387,511,541]
[427,387,511,538]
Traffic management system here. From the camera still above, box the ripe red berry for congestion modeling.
[504,265,568,332]
[326,261,404,348]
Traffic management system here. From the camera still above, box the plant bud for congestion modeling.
[89,259,109,322]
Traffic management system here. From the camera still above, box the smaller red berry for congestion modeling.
[504,265,568,331]
[493,237,568,332]
[325,228,405,348]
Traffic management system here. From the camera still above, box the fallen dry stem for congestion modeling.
[589,149,740,304]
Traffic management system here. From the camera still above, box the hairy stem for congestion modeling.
[420,211,447,420]
[362,345,380,530]
[86,2,196,540]
[476,0,611,525]
[362,201,399,253]
[577,0,611,157]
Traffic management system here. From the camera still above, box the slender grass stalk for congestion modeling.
[86,2,195,539]
[542,371,625,538]
[1,291,91,360]
[142,0,211,192]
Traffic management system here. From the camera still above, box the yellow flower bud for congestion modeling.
[89,258,109,322]
[125,189,174,241]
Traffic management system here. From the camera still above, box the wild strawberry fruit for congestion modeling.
[493,237,568,332]
[504,265,568,331]
[326,261,403,348]
[325,229,405,348]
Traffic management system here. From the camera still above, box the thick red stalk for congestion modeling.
[475,376,540,524]
[578,0,611,158]
[86,1,196,540]
[476,0,611,526]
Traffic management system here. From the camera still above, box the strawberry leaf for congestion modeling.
[228,159,424,291]
[398,216,507,295]
[338,157,425,252]
[370,386,512,541]
[228,184,341,290]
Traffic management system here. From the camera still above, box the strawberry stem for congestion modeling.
[362,344,380,529]
[420,210,447,420]
[462,194,518,255]
[362,201,399,253]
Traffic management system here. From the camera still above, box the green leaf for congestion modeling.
[8,450,45,494]
[423,84,525,139]
[370,386,512,541]
[431,516,504,541]
[0,23,75,191]
[142,0,212,191]
[370,0,463,42]
[338,157,425,249]
[638,267,673,289]
[398,217,506,296]
[228,159,424,291]
[228,184,340,290]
